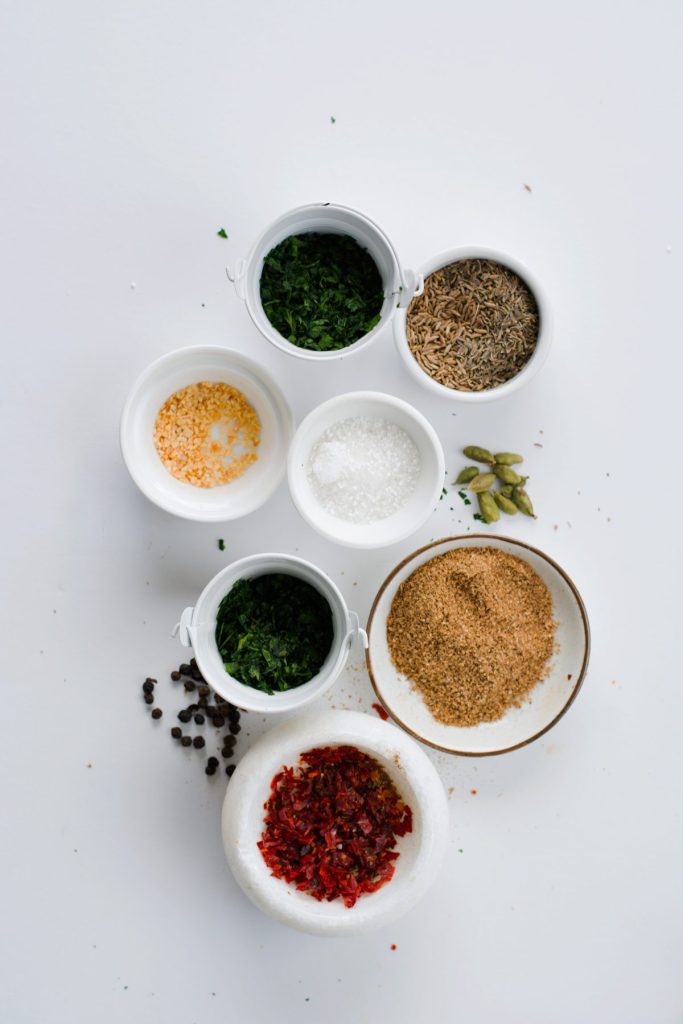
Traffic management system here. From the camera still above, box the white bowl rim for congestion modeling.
[393,245,553,403]
[119,345,294,521]
[286,390,446,549]
[366,534,591,756]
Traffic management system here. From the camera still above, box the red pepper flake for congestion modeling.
[371,702,389,721]
[567,673,573,681]
[470,789,477,795]
[258,745,413,908]
[390,943,397,951]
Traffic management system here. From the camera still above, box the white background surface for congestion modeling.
[2,2,682,1022]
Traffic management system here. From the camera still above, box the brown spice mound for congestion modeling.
[386,547,556,726]
[406,259,539,392]
[154,381,261,488]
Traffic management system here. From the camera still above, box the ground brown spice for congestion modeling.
[386,547,556,726]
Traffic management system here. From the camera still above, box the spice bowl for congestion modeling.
[174,553,366,713]
[287,391,445,548]
[366,536,590,755]
[221,710,448,935]
[120,346,293,521]
[393,246,552,402]
[227,202,422,361]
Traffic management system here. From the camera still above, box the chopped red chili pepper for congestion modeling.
[371,702,389,721]
[257,745,413,908]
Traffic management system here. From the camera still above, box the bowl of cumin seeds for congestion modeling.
[394,247,552,401]
[366,536,589,755]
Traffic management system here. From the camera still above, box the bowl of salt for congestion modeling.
[287,391,445,549]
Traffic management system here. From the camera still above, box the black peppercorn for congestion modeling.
[194,713,205,725]
[181,736,192,747]
[171,727,182,739]
[213,716,225,728]
[207,757,219,768]
[183,681,196,692]
[142,680,154,694]
[197,685,210,697]
[229,722,241,734]
[170,670,181,681]
[179,663,192,675]
[223,734,236,746]
[192,736,205,749]
[144,693,154,705]
[151,708,162,720]
[226,764,235,777]
[221,747,234,759]
[178,710,191,723]
[205,764,216,776]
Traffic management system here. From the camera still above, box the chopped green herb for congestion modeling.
[473,513,485,522]
[217,538,225,551]
[215,574,333,695]
[217,228,228,239]
[259,233,384,352]
[439,487,448,500]
[330,116,336,124]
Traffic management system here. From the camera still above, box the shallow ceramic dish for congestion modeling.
[221,710,448,935]
[366,536,590,755]
[174,553,366,713]
[120,345,293,521]
[287,391,445,549]
[393,246,552,402]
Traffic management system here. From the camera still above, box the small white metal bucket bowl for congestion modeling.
[227,202,422,361]
[393,246,552,402]
[287,391,445,549]
[174,553,366,712]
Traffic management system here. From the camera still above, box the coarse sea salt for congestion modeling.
[307,416,421,524]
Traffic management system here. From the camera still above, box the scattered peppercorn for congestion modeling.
[193,736,205,749]
[178,710,191,723]
[183,681,196,692]
[226,764,236,777]
[207,757,219,768]
[181,736,192,747]
[194,713,205,725]
[197,685,210,697]
[230,722,241,735]
[171,727,182,739]
[221,747,234,759]
[151,708,162,720]
[223,734,236,746]
[142,680,154,694]
[179,664,192,675]
[205,764,216,776]
[170,670,181,681]
[213,716,225,728]
[144,693,154,705]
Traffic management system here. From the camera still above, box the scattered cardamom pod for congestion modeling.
[493,492,519,515]
[469,472,496,493]
[494,465,523,485]
[493,452,523,465]
[478,491,500,523]
[454,466,479,485]
[512,486,536,517]
[499,484,514,498]
[463,445,494,464]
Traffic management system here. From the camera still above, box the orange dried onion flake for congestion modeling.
[154,381,261,488]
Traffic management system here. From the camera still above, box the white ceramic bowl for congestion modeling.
[120,346,294,521]
[393,246,552,402]
[221,710,448,935]
[287,391,445,549]
[227,202,421,361]
[174,553,366,713]
[366,536,590,755]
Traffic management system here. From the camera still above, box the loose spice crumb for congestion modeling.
[390,944,397,951]
[471,789,477,795]
[387,547,556,726]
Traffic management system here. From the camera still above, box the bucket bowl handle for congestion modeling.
[172,607,195,647]
[225,260,247,300]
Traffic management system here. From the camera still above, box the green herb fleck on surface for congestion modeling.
[217,538,225,551]
[217,228,228,239]
[330,116,336,124]
[215,574,333,695]
[473,513,486,522]
[259,233,384,352]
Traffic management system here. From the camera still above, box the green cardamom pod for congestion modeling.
[494,492,519,515]
[478,491,500,523]
[463,445,495,464]
[499,484,514,498]
[494,465,523,485]
[454,466,479,485]
[469,472,496,493]
[512,486,536,517]
[493,452,524,465]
